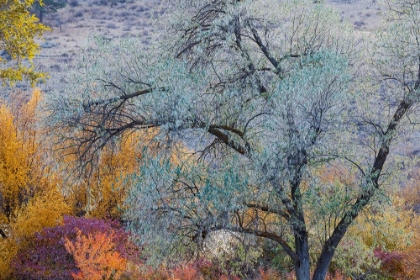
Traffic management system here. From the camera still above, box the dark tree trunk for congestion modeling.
[311,96,413,280]
[295,230,311,280]
[312,220,351,280]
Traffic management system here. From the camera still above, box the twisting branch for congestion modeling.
[245,202,290,220]
[83,88,153,109]
[226,226,298,262]
[67,82,251,164]
[246,20,280,72]
[207,126,246,155]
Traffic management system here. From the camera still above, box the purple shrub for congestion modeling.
[11,216,139,280]
[374,248,405,277]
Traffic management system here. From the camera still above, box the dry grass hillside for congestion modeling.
[329,0,382,31]
[33,0,380,80]
[34,0,160,79]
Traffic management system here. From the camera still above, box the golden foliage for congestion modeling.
[65,127,190,220]
[0,89,70,278]
[0,237,17,277]
[88,132,143,219]
[0,103,30,220]
[0,89,56,221]
[401,229,420,278]
[61,130,147,219]
[397,173,420,278]
[350,196,416,251]
[12,187,70,242]
[0,186,70,278]
[0,0,49,85]
[64,229,127,280]
[312,164,415,251]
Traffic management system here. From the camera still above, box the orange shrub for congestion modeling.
[64,229,127,280]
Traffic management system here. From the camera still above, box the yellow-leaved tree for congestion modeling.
[0,0,49,85]
[66,129,160,219]
[61,127,190,220]
[0,89,70,277]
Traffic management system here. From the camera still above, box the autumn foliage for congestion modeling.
[11,216,137,279]
[64,229,127,280]
[1,89,420,279]
[0,89,70,277]
[3,0,420,275]
[78,131,145,219]
[0,0,49,85]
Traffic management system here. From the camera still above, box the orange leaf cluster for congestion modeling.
[64,229,127,280]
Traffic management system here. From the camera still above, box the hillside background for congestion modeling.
[32,0,380,84]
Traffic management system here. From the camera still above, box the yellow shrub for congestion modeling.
[0,89,70,277]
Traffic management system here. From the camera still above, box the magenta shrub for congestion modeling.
[11,216,138,280]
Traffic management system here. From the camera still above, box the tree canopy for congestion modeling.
[0,0,48,85]
[46,0,420,279]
